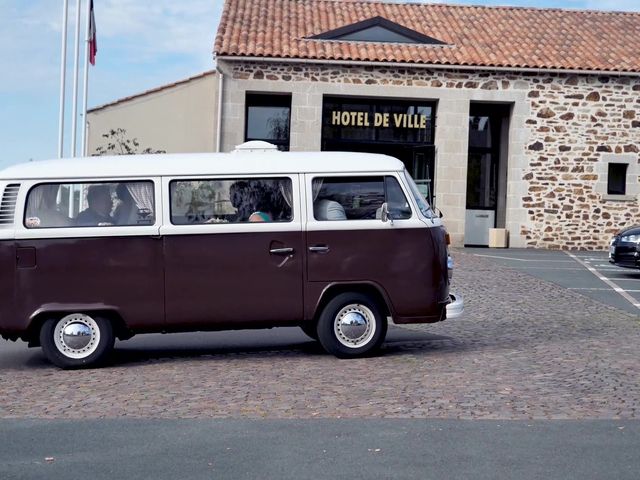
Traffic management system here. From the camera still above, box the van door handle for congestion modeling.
[270,247,294,255]
[309,245,330,253]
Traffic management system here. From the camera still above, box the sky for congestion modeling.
[0,0,638,170]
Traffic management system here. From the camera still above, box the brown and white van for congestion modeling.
[0,141,463,368]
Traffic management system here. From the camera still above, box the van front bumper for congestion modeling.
[446,293,464,319]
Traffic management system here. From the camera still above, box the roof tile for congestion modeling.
[214,0,640,72]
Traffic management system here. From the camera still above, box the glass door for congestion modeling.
[465,106,502,246]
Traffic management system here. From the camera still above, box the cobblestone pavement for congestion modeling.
[1,249,638,419]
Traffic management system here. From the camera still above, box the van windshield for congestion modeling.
[404,171,435,219]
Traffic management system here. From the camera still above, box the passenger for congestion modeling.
[314,198,347,220]
[247,182,274,222]
[76,185,114,226]
[229,181,253,222]
[248,211,272,222]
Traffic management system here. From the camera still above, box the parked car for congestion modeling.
[609,225,640,269]
[0,141,463,369]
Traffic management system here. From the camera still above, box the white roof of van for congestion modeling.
[0,151,405,180]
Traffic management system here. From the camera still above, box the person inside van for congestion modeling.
[248,194,273,222]
[76,184,114,226]
[229,181,253,222]
[248,211,272,222]
[247,182,274,222]
[314,198,347,221]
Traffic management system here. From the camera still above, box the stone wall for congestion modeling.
[222,61,640,249]
[523,75,640,249]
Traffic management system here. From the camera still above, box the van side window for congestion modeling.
[384,176,412,220]
[24,181,155,228]
[170,178,293,225]
[312,176,411,221]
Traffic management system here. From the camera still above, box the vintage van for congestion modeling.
[0,141,463,368]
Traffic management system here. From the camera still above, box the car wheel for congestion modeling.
[40,313,114,369]
[317,292,387,358]
[299,323,318,340]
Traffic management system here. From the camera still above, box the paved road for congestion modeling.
[466,247,640,315]
[1,419,638,480]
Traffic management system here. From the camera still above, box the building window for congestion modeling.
[308,16,447,45]
[607,163,628,195]
[245,93,291,151]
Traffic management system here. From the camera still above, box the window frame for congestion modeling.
[307,16,447,45]
[596,154,638,202]
[305,172,417,229]
[244,93,292,151]
[14,177,162,240]
[167,176,295,226]
[160,174,302,237]
[466,108,502,211]
[607,163,628,196]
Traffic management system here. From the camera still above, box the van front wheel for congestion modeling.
[40,313,114,369]
[317,293,387,358]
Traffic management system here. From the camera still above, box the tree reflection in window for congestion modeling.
[245,94,291,151]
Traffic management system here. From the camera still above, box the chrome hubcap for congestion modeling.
[62,323,92,349]
[53,314,100,359]
[334,304,376,348]
[340,312,368,340]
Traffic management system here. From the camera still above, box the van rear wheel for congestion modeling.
[40,313,114,369]
[317,292,387,358]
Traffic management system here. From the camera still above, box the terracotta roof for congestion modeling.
[89,70,217,113]
[214,0,640,73]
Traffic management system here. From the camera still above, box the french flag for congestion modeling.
[89,0,97,65]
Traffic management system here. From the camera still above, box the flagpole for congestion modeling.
[70,0,82,157]
[57,0,69,158]
[81,0,91,156]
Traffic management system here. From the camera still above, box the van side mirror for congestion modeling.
[380,202,394,225]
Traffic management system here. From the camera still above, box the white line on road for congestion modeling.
[565,252,640,311]
[501,267,623,271]
[568,287,640,292]
[473,254,574,263]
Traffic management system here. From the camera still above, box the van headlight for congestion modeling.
[621,234,640,243]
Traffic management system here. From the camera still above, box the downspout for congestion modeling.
[215,65,224,153]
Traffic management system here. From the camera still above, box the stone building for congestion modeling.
[89,0,640,249]
[214,0,640,249]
